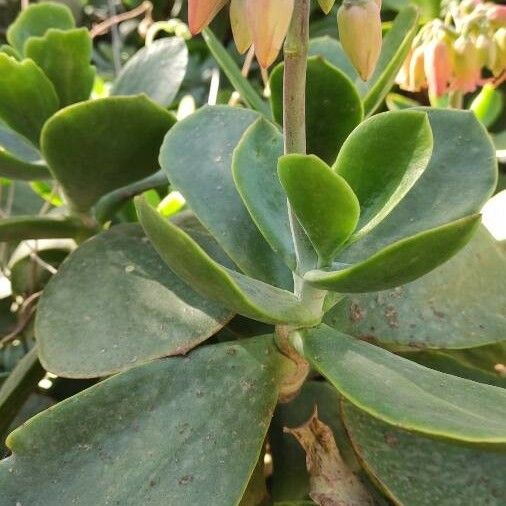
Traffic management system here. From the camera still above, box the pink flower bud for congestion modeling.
[424,38,452,97]
[318,0,336,14]
[408,45,426,91]
[230,0,252,54]
[451,36,481,93]
[246,0,295,68]
[188,0,228,36]
[487,5,506,27]
[337,0,382,81]
[475,33,496,69]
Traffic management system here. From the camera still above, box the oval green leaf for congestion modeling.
[324,225,506,349]
[0,54,59,146]
[160,105,292,289]
[342,401,506,506]
[25,28,95,107]
[36,223,233,378]
[136,198,319,326]
[338,108,497,265]
[0,338,288,505]
[41,95,176,211]
[6,2,74,55]
[334,111,433,241]
[232,118,296,270]
[112,37,188,107]
[300,324,506,444]
[270,57,363,164]
[279,154,360,266]
[305,214,480,293]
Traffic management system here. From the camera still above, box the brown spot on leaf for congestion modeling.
[178,475,193,485]
[384,432,399,447]
[349,302,366,323]
[384,306,399,328]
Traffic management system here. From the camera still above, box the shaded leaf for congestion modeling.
[270,57,363,164]
[342,401,506,506]
[160,105,292,289]
[0,54,59,146]
[36,224,233,378]
[136,198,319,326]
[25,28,95,107]
[41,95,175,211]
[334,111,433,241]
[232,118,296,270]
[0,338,288,505]
[112,37,188,107]
[6,2,74,55]
[300,324,506,443]
[308,36,357,81]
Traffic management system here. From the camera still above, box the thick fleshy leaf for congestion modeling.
[324,226,506,349]
[300,324,506,443]
[160,105,292,289]
[361,7,419,116]
[41,95,176,211]
[0,54,59,146]
[232,118,295,270]
[337,108,497,264]
[334,111,433,240]
[112,37,188,107]
[278,154,359,266]
[136,198,318,326]
[270,57,363,164]
[36,224,233,378]
[0,338,288,505]
[6,2,74,55]
[25,28,95,107]
[0,122,49,180]
[305,214,480,293]
[342,401,506,506]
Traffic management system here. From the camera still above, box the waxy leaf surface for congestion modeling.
[6,2,74,55]
[279,154,359,266]
[270,57,363,164]
[0,54,58,146]
[334,111,433,240]
[136,199,318,326]
[41,95,175,211]
[36,224,233,378]
[342,402,506,505]
[232,118,296,270]
[301,324,506,443]
[338,108,496,264]
[160,106,292,289]
[305,214,480,293]
[25,28,95,107]
[0,338,287,505]
[325,226,506,349]
[112,37,188,107]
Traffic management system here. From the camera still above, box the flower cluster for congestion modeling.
[397,0,506,98]
[188,0,382,77]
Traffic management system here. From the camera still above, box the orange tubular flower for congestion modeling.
[337,0,382,81]
[424,38,452,97]
[230,0,252,54]
[187,0,295,68]
[188,0,228,35]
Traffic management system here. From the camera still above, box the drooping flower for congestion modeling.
[337,0,382,81]
[187,0,295,68]
[424,38,452,97]
[451,35,481,92]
